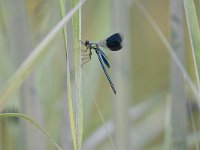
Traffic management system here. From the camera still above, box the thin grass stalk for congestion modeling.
[57,0,79,149]
[71,0,83,149]
[169,0,187,149]
[78,0,83,149]
[183,0,200,91]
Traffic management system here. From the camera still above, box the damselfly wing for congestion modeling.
[98,33,124,51]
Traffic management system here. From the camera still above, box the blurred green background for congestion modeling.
[0,0,200,150]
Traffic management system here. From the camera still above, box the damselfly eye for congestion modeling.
[85,40,89,45]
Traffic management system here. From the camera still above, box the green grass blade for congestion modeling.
[71,0,83,150]
[183,0,200,88]
[0,113,62,150]
[57,0,78,149]
[66,66,77,150]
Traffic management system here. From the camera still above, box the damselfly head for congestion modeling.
[85,40,90,46]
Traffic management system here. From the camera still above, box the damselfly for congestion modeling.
[81,33,124,94]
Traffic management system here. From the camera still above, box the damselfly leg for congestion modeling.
[81,55,90,66]
[81,47,92,67]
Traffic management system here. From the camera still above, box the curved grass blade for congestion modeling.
[0,113,62,150]
[57,0,77,149]
[183,0,200,149]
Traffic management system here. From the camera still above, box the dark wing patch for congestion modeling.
[106,33,124,51]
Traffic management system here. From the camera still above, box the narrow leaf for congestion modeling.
[183,0,200,87]
[0,113,62,150]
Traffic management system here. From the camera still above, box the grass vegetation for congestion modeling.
[0,0,200,150]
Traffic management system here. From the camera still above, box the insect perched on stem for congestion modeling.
[80,33,124,94]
